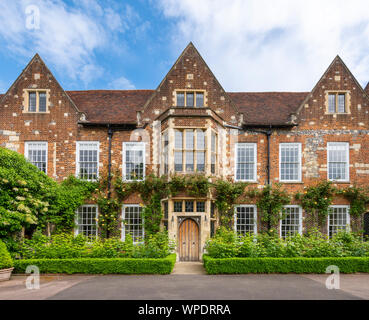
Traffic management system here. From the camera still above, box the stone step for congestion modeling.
[171,262,207,275]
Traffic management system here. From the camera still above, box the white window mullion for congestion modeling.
[280,205,302,239]
[234,205,257,235]
[123,142,145,181]
[76,141,99,181]
[279,143,301,182]
[327,142,349,182]
[328,205,350,238]
[122,205,144,243]
[75,205,98,238]
[235,143,257,182]
[25,141,48,173]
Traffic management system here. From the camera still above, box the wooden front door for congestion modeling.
[179,218,199,261]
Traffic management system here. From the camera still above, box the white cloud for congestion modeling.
[0,0,143,87]
[158,0,369,91]
[108,76,136,90]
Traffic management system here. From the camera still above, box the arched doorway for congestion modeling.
[179,218,199,261]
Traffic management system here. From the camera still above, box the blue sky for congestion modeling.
[1,0,369,93]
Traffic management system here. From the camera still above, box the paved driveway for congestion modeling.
[0,273,368,300]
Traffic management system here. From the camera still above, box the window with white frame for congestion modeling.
[123,142,145,181]
[328,206,350,238]
[280,206,302,239]
[279,143,301,182]
[25,141,48,173]
[235,143,257,181]
[234,205,257,235]
[75,205,98,238]
[122,205,144,243]
[174,129,206,173]
[76,141,99,180]
[327,142,349,182]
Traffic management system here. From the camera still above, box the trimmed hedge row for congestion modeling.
[203,255,369,274]
[13,254,176,275]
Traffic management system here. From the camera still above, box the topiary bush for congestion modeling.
[203,255,369,274]
[14,254,177,275]
[0,239,13,269]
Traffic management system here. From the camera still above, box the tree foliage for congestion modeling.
[0,147,96,240]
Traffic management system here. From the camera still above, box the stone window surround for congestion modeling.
[162,125,218,175]
[173,89,207,107]
[22,89,51,113]
[172,199,207,213]
[324,90,351,115]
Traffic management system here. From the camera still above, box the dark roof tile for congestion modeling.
[66,90,154,124]
[228,92,308,125]
[66,90,308,126]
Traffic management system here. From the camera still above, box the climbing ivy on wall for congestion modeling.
[295,181,335,227]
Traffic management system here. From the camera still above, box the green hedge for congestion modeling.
[203,255,369,274]
[0,239,13,269]
[14,254,176,275]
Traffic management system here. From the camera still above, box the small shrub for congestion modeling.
[205,229,369,258]
[0,239,13,269]
[204,227,240,258]
[13,231,173,259]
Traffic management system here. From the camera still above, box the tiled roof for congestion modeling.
[228,92,308,126]
[64,90,308,126]
[66,90,154,124]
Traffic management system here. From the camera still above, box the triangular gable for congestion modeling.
[141,42,241,123]
[295,55,368,117]
[0,54,84,117]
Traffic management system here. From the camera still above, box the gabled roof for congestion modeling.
[295,55,368,117]
[0,54,82,115]
[67,90,154,124]
[141,42,240,118]
[229,92,308,126]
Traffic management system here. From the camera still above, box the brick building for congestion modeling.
[1,43,369,261]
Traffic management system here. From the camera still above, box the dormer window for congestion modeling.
[176,91,204,107]
[327,92,349,114]
[23,89,50,113]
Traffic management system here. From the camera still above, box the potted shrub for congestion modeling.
[0,240,14,281]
